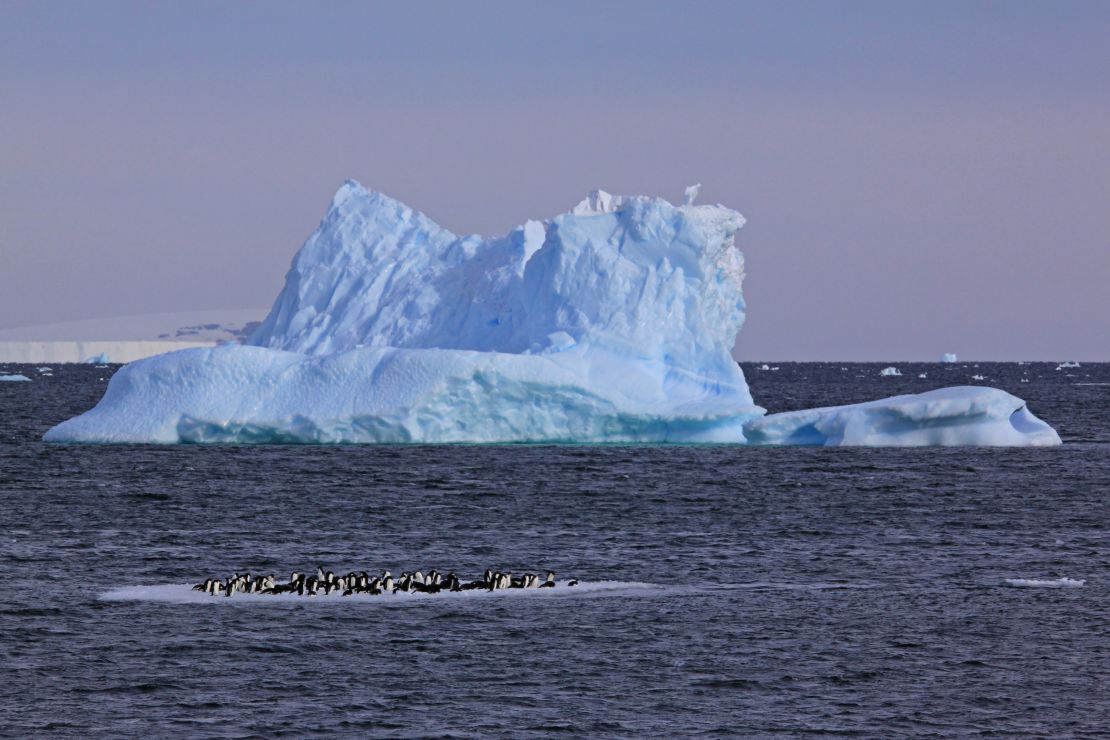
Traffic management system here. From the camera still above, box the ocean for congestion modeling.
[2,361,1107,737]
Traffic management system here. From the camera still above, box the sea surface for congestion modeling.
[1,361,1108,737]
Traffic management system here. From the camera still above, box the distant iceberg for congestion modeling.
[940,353,958,363]
[879,366,902,377]
[1,373,32,382]
[44,182,1060,447]
[82,352,111,364]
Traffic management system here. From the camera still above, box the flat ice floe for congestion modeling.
[44,181,1061,447]
[0,373,31,382]
[99,581,666,605]
[1003,577,1085,588]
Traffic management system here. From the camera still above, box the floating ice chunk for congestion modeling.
[759,363,771,370]
[82,352,110,364]
[917,373,928,378]
[1004,577,1084,588]
[0,373,31,382]
[743,386,1061,447]
[879,366,902,377]
[1056,361,1080,370]
[971,374,986,381]
[941,353,958,363]
[37,366,52,372]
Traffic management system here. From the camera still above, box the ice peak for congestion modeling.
[331,178,369,209]
[571,189,631,216]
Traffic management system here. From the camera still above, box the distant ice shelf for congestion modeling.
[44,181,1061,447]
[0,340,219,364]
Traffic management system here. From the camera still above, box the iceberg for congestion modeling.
[82,352,111,364]
[44,181,1060,447]
[46,182,761,444]
[941,353,958,363]
[743,387,1061,447]
[879,366,902,377]
[1,373,32,382]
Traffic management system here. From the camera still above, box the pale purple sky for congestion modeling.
[2,1,1108,359]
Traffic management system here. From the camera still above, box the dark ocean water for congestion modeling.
[1,361,1108,737]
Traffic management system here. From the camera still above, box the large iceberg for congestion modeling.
[44,181,1059,446]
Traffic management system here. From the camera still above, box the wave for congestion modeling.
[1003,577,1085,588]
[709,581,879,591]
[98,580,665,605]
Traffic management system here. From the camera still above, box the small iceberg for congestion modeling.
[1056,361,1080,370]
[1004,577,1085,588]
[940,353,958,363]
[879,366,902,377]
[82,352,111,364]
[0,374,32,382]
[743,386,1061,447]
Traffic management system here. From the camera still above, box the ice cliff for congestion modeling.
[44,181,1060,446]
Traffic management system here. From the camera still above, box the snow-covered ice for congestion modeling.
[742,386,1061,447]
[44,181,1061,447]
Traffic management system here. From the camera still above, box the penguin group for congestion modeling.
[192,567,578,598]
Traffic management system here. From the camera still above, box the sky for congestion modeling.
[1,1,1108,360]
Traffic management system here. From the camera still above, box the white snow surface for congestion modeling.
[44,181,1062,447]
[742,386,1061,447]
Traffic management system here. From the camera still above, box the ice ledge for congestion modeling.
[742,386,1061,447]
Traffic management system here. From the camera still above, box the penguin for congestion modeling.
[383,574,394,593]
[567,579,579,587]
[539,572,556,588]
